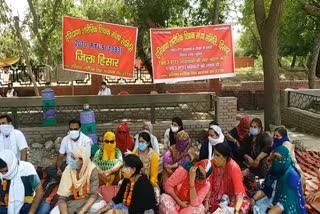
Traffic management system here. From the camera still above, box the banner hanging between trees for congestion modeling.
[150,24,235,83]
[63,16,138,79]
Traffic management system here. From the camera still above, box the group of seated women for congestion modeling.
[50,116,310,214]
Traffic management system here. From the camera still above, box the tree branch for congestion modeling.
[27,0,39,34]
[253,0,266,36]
[47,0,62,35]
[301,1,320,17]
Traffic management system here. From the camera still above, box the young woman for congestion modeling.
[162,131,193,185]
[163,117,184,150]
[159,159,212,214]
[97,154,156,214]
[252,146,307,214]
[199,124,225,160]
[209,143,250,213]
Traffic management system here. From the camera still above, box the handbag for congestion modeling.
[99,185,120,202]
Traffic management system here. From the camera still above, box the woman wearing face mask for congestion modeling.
[163,117,184,150]
[134,122,160,155]
[50,147,106,214]
[240,118,272,178]
[251,146,307,214]
[273,127,304,189]
[115,123,134,156]
[199,125,226,161]
[159,159,212,214]
[93,131,123,186]
[162,130,193,185]
[97,154,157,214]
[209,143,250,214]
[132,132,160,204]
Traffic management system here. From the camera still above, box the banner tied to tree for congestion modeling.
[63,16,138,79]
[150,24,235,83]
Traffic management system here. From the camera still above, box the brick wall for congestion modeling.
[235,57,255,68]
[215,97,237,130]
[281,108,320,135]
[15,76,220,96]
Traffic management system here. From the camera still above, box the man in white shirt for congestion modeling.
[97,81,111,96]
[0,114,28,160]
[56,119,92,176]
[6,83,17,97]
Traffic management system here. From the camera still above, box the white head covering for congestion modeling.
[0,150,24,214]
[208,125,225,160]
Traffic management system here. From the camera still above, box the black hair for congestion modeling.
[69,119,81,127]
[214,143,232,160]
[102,81,107,86]
[7,83,12,87]
[0,114,12,123]
[0,158,7,169]
[138,131,152,149]
[169,117,184,146]
[209,120,219,126]
[124,154,143,175]
[274,127,288,137]
[251,118,263,131]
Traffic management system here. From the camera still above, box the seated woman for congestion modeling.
[50,147,106,214]
[93,131,123,186]
[159,159,212,214]
[199,124,225,160]
[132,132,160,202]
[209,143,250,214]
[115,123,134,156]
[240,118,272,196]
[163,117,184,150]
[97,154,157,214]
[273,127,304,184]
[251,146,307,214]
[162,130,193,185]
[225,116,252,161]
[134,122,160,155]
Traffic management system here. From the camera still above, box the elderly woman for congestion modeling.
[50,147,106,214]
[199,124,226,160]
[162,130,194,185]
[252,146,307,214]
[159,159,212,214]
[93,131,123,186]
[97,154,157,214]
[209,143,250,213]
[134,122,160,155]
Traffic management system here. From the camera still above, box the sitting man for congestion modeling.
[0,114,28,160]
[54,119,92,178]
[0,150,44,213]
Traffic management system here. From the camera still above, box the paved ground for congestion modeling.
[238,111,320,151]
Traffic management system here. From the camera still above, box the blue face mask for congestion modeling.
[138,143,148,151]
[249,127,259,136]
[69,159,78,170]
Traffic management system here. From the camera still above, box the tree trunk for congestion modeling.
[316,51,320,78]
[291,54,296,68]
[254,0,284,130]
[213,0,220,25]
[308,30,320,89]
[14,16,40,96]
[261,32,281,130]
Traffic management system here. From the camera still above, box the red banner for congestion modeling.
[150,25,235,83]
[63,16,138,78]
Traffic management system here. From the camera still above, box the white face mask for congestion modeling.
[171,125,179,133]
[0,124,14,136]
[208,136,222,146]
[69,130,80,140]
